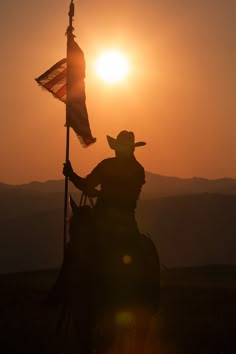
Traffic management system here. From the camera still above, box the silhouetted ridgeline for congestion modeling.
[143,172,236,198]
[0,173,236,273]
[1,172,236,199]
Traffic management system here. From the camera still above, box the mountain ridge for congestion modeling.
[1,173,236,273]
[1,171,236,198]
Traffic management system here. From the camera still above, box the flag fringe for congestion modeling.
[35,79,66,103]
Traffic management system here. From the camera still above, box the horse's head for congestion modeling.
[69,195,79,215]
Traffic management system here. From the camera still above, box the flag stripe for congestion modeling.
[36,58,67,82]
[55,85,67,101]
[44,69,67,90]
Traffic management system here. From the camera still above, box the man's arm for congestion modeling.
[63,160,100,197]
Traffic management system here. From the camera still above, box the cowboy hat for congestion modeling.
[107,130,146,150]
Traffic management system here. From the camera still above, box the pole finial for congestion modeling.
[67,0,75,35]
[69,0,74,18]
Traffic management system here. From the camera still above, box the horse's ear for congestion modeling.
[70,195,78,213]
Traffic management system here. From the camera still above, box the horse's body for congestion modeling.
[56,202,160,353]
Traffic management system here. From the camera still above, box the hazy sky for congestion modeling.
[0,0,235,184]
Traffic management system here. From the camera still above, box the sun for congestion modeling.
[95,50,130,84]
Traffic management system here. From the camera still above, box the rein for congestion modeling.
[79,192,95,208]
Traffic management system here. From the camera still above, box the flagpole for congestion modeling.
[63,0,74,259]
[63,129,70,258]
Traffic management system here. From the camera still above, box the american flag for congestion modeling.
[36,59,67,102]
[35,37,96,147]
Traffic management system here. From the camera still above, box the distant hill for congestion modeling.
[1,172,236,221]
[1,172,236,198]
[0,173,236,273]
[143,172,236,198]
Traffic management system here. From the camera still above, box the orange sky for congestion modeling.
[0,0,235,184]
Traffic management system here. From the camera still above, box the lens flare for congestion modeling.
[115,311,135,327]
[122,254,132,264]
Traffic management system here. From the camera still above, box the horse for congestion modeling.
[55,197,160,354]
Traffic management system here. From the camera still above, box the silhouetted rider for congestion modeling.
[63,130,146,234]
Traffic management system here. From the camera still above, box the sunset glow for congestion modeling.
[1,1,235,184]
[95,51,130,83]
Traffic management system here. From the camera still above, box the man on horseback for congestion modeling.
[60,131,160,354]
[63,130,146,236]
